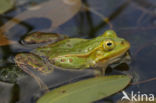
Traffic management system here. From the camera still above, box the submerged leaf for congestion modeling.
[37,75,131,103]
[0,0,14,14]
[0,0,82,33]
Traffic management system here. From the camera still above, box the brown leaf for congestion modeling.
[0,32,16,46]
[0,33,10,46]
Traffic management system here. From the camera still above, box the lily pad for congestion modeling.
[37,75,131,103]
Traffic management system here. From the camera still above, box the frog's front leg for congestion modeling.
[93,61,109,75]
[15,53,53,91]
[94,65,108,76]
[23,32,68,44]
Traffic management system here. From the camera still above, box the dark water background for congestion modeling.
[0,0,155,103]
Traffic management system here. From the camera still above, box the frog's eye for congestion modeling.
[103,40,115,51]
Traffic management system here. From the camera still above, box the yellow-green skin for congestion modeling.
[15,30,130,74]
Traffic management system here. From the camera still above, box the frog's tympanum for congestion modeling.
[15,30,130,75]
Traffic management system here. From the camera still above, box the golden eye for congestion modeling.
[103,40,115,51]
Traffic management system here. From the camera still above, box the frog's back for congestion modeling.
[32,36,104,58]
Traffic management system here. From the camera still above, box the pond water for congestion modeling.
[0,0,155,103]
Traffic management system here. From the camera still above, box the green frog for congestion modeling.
[15,30,130,75]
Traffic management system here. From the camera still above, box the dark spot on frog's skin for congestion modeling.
[61,90,66,93]
[36,34,41,39]
[69,59,73,62]
[61,59,66,62]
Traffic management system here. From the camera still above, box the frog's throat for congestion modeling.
[99,46,130,65]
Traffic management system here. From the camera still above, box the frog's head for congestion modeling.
[91,30,130,65]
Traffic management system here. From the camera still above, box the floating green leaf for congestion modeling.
[37,75,131,103]
[0,0,14,14]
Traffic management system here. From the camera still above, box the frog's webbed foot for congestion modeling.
[23,32,68,45]
[19,65,49,92]
[15,53,54,91]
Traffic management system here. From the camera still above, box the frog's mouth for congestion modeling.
[111,51,131,66]
[107,50,131,66]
